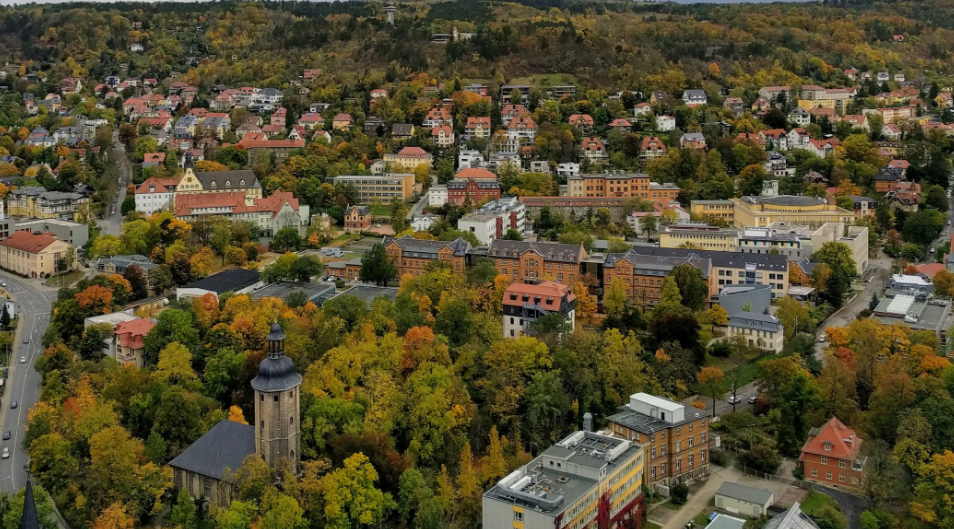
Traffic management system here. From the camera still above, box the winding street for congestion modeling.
[0,273,57,494]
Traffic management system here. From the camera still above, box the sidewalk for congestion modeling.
[654,464,744,529]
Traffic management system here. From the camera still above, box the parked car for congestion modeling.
[748,395,757,404]
[0,281,7,287]
[19,356,25,364]
[1,448,9,459]
[727,395,741,404]
[21,339,28,345]
[2,431,10,441]
[818,335,826,343]
[10,401,17,409]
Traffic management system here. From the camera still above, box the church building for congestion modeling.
[168,322,302,507]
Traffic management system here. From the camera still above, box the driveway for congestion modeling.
[813,485,866,528]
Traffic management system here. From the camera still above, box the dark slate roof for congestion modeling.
[181,269,261,294]
[167,420,255,480]
[195,170,262,190]
[629,246,788,271]
[715,482,774,505]
[874,167,903,181]
[347,205,370,215]
[605,249,712,279]
[384,235,470,257]
[447,180,501,190]
[392,124,414,135]
[609,405,710,435]
[486,240,584,263]
[21,481,39,529]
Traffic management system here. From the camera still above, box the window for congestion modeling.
[826,471,832,480]
[811,468,818,477]
[851,477,859,485]
[274,395,279,402]
[824,443,832,451]
[651,447,656,459]
[688,454,694,466]
[839,474,846,483]
[204,477,211,497]
[514,512,523,522]
[688,438,693,448]
[676,441,681,453]
[839,460,846,468]
[821,456,827,464]
[676,427,681,435]
[651,466,656,479]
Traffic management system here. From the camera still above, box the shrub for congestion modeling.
[859,511,879,529]
[792,466,804,480]
[738,444,781,474]
[670,483,689,505]
[710,449,729,467]
[812,505,846,529]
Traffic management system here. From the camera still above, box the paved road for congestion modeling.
[407,174,437,221]
[0,274,57,494]
[102,143,130,237]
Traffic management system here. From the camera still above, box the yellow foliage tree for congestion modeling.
[228,405,248,424]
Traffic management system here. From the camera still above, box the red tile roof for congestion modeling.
[0,230,58,254]
[115,318,155,349]
[454,168,497,180]
[174,191,300,218]
[237,132,304,149]
[800,417,862,462]
[136,176,181,195]
[503,281,576,310]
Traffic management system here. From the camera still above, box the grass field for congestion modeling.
[800,490,841,516]
[510,73,577,88]
[370,205,391,216]
[706,351,783,392]
[45,269,86,288]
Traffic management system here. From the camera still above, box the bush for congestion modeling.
[859,511,879,529]
[670,483,689,505]
[710,449,729,467]
[812,505,846,529]
[738,444,781,474]
[792,466,804,480]
[708,340,732,358]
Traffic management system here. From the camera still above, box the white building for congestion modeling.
[458,149,486,170]
[556,162,580,178]
[656,115,676,132]
[456,197,527,245]
[84,312,139,359]
[427,185,448,207]
[727,313,783,353]
[502,281,576,338]
[411,215,439,232]
[135,176,179,216]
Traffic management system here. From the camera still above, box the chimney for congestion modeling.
[583,412,593,432]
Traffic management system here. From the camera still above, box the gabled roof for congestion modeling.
[486,240,585,263]
[0,230,58,254]
[194,169,261,190]
[800,417,862,461]
[763,502,821,529]
[384,235,470,257]
[167,420,255,480]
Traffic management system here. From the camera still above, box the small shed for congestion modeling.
[715,481,775,518]
[705,513,747,529]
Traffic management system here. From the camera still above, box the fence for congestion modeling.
[738,465,813,489]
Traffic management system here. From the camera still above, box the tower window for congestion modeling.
[290,416,295,425]
[274,395,279,402]
[260,421,264,429]
[260,394,264,401]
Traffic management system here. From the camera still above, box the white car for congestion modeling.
[0,281,6,287]
[1,448,9,459]
[19,356,25,364]
[727,395,741,404]
[818,335,826,343]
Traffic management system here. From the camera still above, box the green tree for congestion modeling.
[360,243,398,287]
[775,296,810,340]
[925,184,950,212]
[143,309,198,365]
[3,485,58,529]
[120,196,136,216]
[669,264,708,312]
[638,215,658,239]
[260,493,307,529]
[502,229,523,241]
[775,373,820,456]
[77,323,114,361]
[814,241,858,279]
[318,453,394,529]
[168,488,197,529]
[270,227,302,253]
[603,278,628,319]
[390,198,409,233]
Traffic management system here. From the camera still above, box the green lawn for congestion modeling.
[706,351,783,392]
[44,269,86,288]
[800,490,841,516]
[661,500,683,511]
[369,205,391,216]
[510,73,578,88]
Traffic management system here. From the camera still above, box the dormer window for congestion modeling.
[824,442,832,451]
[240,180,245,186]
[210,181,216,188]
[225,180,231,188]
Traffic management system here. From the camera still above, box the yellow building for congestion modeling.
[660,224,739,251]
[7,187,89,221]
[331,173,416,203]
[0,230,76,279]
[482,430,644,529]
[798,99,837,111]
[690,199,735,225]
[175,168,263,205]
[731,196,854,230]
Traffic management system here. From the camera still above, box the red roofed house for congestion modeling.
[503,281,576,338]
[423,107,453,128]
[568,114,594,133]
[580,137,608,162]
[608,118,633,134]
[909,263,946,278]
[432,125,455,148]
[800,417,866,490]
[0,230,76,279]
[639,136,668,162]
[506,116,537,144]
[143,152,167,168]
[236,132,305,165]
[270,107,287,127]
[115,318,155,368]
[332,113,354,131]
[464,117,492,140]
[135,176,181,215]
[298,112,324,130]
[500,104,528,126]
[759,129,788,150]
[384,147,434,170]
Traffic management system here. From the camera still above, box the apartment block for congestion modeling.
[608,393,710,491]
[331,173,416,203]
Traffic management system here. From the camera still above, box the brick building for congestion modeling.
[479,240,586,284]
[447,179,501,206]
[344,206,371,231]
[800,417,866,490]
[383,236,470,277]
[602,249,712,306]
[608,393,711,490]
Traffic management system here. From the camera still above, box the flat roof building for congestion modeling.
[482,430,644,529]
[251,281,336,305]
[176,269,262,300]
[331,173,416,203]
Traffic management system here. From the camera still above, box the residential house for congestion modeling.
[789,107,811,126]
[458,150,486,169]
[680,133,707,149]
[363,116,387,136]
[764,151,795,178]
[568,114,594,132]
[391,124,415,141]
[935,92,953,109]
[842,114,869,131]
[634,102,653,118]
[506,116,538,144]
[298,112,324,130]
[502,281,576,338]
[787,128,810,150]
[656,115,676,132]
[651,91,670,108]
[800,417,866,490]
[682,89,707,107]
[174,191,309,237]
[882,123,902,140]
[723,97,745,115]
[500,104,529,126]
[736,133,767,149]
[758,86,790,101]
[384,146,433,170]
[142,152,166,168]
[579,137,608,162]
[432,125,454,147]
[887,181,921,212]
[332,113,354,131]
[456,197,527,245]
[114,318,155,368]
[874,166,904,193]
[422,107,452,128]
[639,136,668,162]
[135,176,180,215]
[464,117,492,140]
[609,118,633,134]
[759,129,788,151]
[343,205,371,231]
[235,133,304,166]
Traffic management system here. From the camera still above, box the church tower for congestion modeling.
[251,322,302,469]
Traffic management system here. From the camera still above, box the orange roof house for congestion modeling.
[799,417,866,490]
